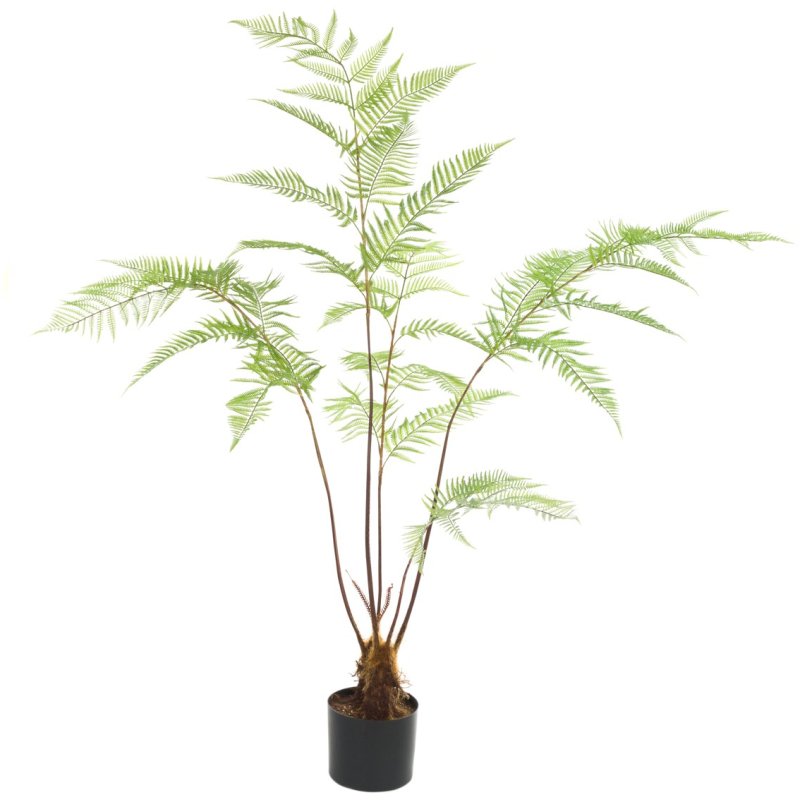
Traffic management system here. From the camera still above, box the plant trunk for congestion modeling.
[344,636,412,720]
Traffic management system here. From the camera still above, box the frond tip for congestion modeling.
[405,469,577,571]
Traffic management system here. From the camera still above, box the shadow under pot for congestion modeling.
[327,687,419,792]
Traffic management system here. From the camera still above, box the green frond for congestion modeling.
[322,11,338,50]
[405,469,575,571]
[481,211,781,359]
[324,382,392,442]
[354,58,403,111]
[434,469,576,521]
[340,349,394,384]
[38,273,182,341]
[597,250,694,289]
[265,339,322,393]
[387,364,467,397]
[227,382,272,450]
[513,331,620,432]
[349,31,393,83]
[344,120,417,208]
[282,81,351,106]
[127,314,260,390]
[232,14,340,66]
[397,318,484,349]
[357,65,472,140]
[336,29,358,60]
[551,291,677,335]
[397,247,461,277]
[402,524,429,572]
[256,99,350,150]
[232,239,362,292]
[231,14,314,49]
[289,53,348,83]
[214,168,357,227]
[365,140,510,270]
[383,387,510,463]
[321,301,365,328]
[104,256,242,292]
[39,257,246,340]
[403,275,464,298]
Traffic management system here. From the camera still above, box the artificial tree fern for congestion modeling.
[40,12,780,721]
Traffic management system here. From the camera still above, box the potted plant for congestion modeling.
[39,11,781,792]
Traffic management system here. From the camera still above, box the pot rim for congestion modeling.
[327,686,419,721]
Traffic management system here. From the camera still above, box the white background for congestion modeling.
[1,1,798,798]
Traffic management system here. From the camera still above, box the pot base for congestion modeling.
[327,687,419,792]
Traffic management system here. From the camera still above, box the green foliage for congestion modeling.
[383,387,511,464]
[214,167,357,226]
[404,470,577,570]
[40,12,781,621]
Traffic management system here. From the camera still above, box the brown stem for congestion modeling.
[345,75,380,641]
[298,388,366,652]
[376,262,410,611]
[387,558,412,644]
[203,284,365,651]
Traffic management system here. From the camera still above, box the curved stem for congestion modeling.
[297,387,366,651]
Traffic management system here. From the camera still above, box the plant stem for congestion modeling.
[386,557,411,643]
[203,283,365,651]
[297,387,366,652]
[345,75,380,642]
[376,261,410,610]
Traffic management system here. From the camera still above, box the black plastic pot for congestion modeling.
[327,688,419,792]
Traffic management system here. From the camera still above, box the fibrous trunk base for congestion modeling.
[330,636,413,720]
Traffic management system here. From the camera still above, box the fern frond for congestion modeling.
[38,257,244,340]
[344,120,417,208]
[340,349,394,385]
[386,364,467,397]
[38,274,182,341]
[289,53,347,83]
[282,81,351,106]
[321,11,338,50]
[357,65,471,140]
[365,141,510,270]
[402,524,429,572]
[384,387,510,463]
[256,99,350,150]
[404,469,575,571]
[232,14,341,66]
[127,314,260,389]
[227,381,272,451]
[324,383,392,442]
[354,59,402,111]
[214,168,357,227]
[434,470,576,522]
[349,31,393,83]
[597,251,694,289]
[336,29,358,60]
[513,331,620,432]
[403,275,464,298]
[397,318,484,349]
[232,239,362,292]
[321,301,365,328]
[551,291,676,335]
